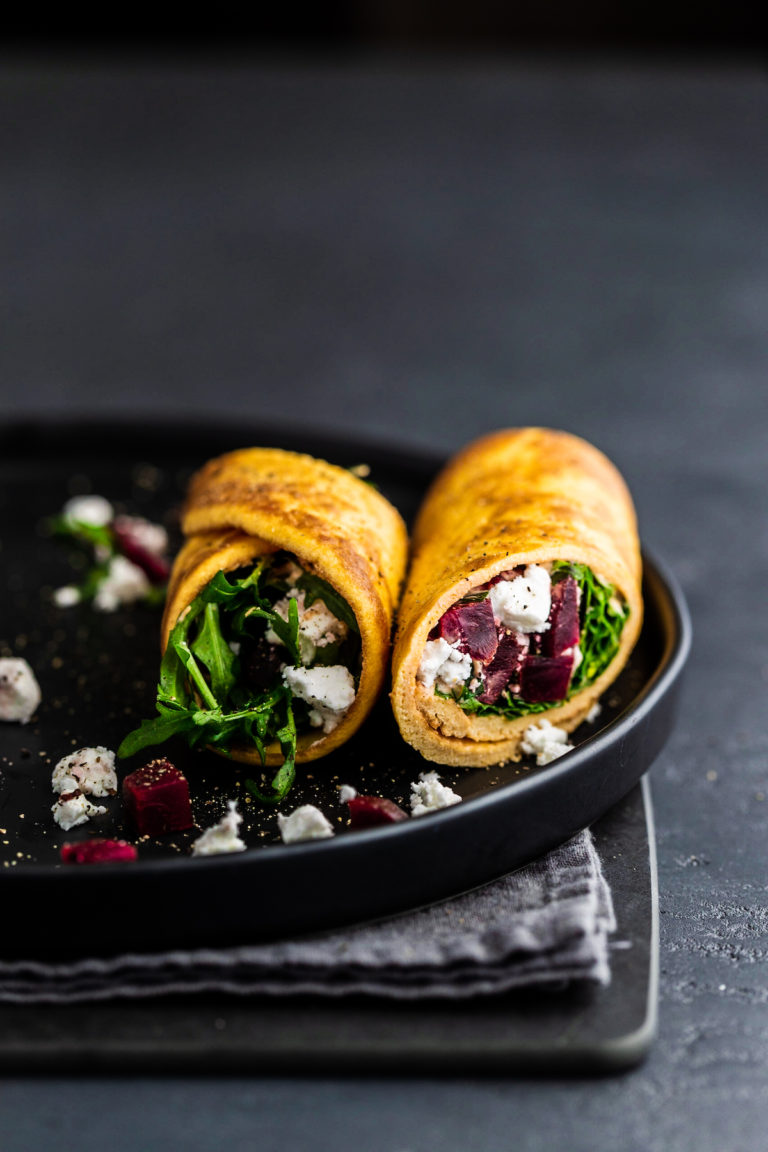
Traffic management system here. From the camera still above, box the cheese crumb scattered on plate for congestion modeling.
[192,801,247,857]
[277,804,335,844]
[521,718,574,765]
[410,771,462,817]
[0,657,42,724]
[52,747,117,797]
[52,791,108,831]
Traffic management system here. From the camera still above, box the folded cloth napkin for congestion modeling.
[0,829,615,1004]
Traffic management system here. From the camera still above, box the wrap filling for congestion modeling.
[418,562,628,721]
[118,552,360,800]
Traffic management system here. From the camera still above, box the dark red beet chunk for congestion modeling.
[520,652,574,703]
[347,795,409,828]
[478,632,528,703]
[122,758,193,836]
[112,519,170,585]
[61,839,138,864]
[438,599,498,663]
[542,575,580,657]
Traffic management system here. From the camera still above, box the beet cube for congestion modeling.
[122,758,193,836]
[520,653,574,703]
[61,839,138,864]
[478,632,528,704]
[542,575,580,657]
[438,599,498,664]
[347,795,409,828]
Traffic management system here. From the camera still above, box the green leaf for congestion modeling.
[296,573,359,635]
[247,596,301,665]
[191,602,237,699]
[117,708,196,758]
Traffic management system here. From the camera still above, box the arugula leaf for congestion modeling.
[297,572,359,635]
[117,707,197,758]
[244,691,298,804]
[191,602,237,700]
[246,595,301,664]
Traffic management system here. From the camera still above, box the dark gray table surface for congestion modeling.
[1,51,766,1151]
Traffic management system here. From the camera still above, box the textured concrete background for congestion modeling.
[1,55,767,1150]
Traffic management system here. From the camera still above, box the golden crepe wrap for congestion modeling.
[162,447,408,765]
[391,428,643,767]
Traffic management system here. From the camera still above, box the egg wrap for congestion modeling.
[163,447,409,765]
[390,428,643,767]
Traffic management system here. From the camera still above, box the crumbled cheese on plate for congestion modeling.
[410,771,462,817]
[521,718,574,766]
[52,746,117,797]
[52,791,108,831]
[192,800,247,856]
[0,658,41,724]
[277,804,335,844]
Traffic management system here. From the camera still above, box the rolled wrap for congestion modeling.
[162,447,408,765]
[391,428,643,767]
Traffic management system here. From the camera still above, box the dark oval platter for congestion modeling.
[0,420,691,960]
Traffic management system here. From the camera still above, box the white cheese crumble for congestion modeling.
[585,701,603,724]
[521,718,574,766]
[266,589,348,665]
[277,804,335,844]
[489,564,552,634]
[53,585,82,608]
[52,746,117,797]
[0,658,42,724]
[52,791,108,831]
[192,800,247,856]
[410,771,462,817]
[417,638,473,694]
[339,784,357,803]
[93,554,151,612]
[282,665,356,733]
[62,494,114,527]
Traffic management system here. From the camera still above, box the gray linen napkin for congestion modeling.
[0,829,615,1004]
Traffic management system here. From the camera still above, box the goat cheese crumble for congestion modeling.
[52,747,117,797]
[339,784,358,804]
[410,771,462,817]
[282,665,356,733]
[93,554,151,612]
[266,588,348,665]
[192,800,246,856]
[489,564,552,634]
[417,638,473,694]
[277,804,335,844]
[0,658,42,724]
[521,718,574,766]
[62,494,114,528]
[52,791,108,831]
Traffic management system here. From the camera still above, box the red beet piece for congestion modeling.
[542,575,580,657]
[347,795,408,828]
[60,839,138,864]
[112,519,170,585]
[478,632,529,703]
[520,652,574,703]
[122,758,193,836]
[438,599,498,663]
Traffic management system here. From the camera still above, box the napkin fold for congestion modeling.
[0,830,616,1004]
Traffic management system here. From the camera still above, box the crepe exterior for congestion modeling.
[163,447,408,765]
[391,427,643,767]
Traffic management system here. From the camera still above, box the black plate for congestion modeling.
[0,419,691,961]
